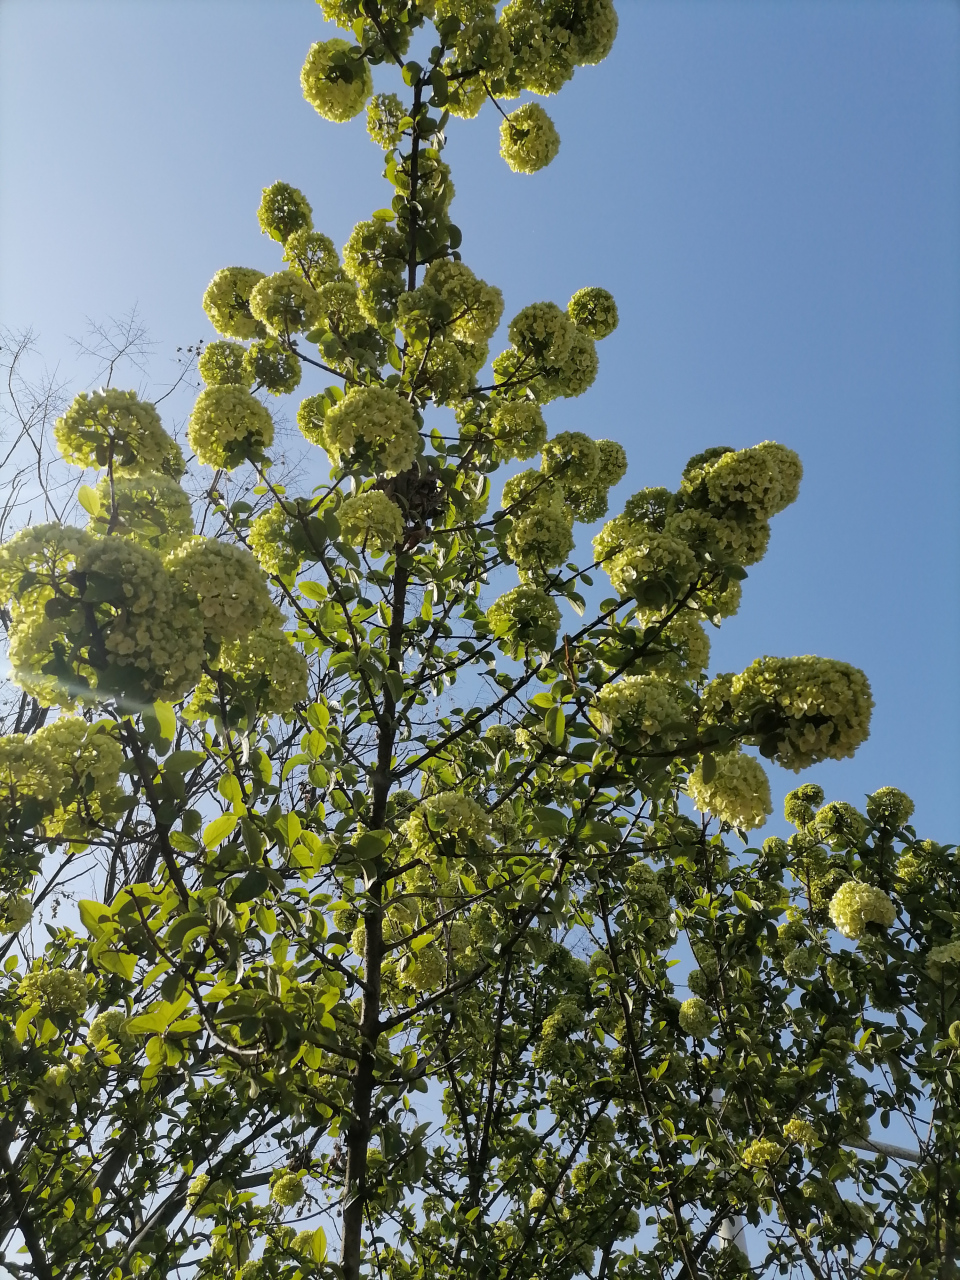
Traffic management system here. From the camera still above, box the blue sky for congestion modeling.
[1,0,958,839]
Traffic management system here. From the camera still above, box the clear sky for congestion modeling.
[1,0,958,840]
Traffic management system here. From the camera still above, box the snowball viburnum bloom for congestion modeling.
[828,881,896,940]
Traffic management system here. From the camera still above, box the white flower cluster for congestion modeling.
[318,386,420,477]
[249,270,322,335]
[604,531,699,602]
[678,996,713,1038]
[56,390,184,477]
[257,180,313,244]
[487,400,547,461]
[190,607,308,717]
[90,473,194,552]
[198,341,252,388]
[683,441,803,519]
[541,431,627,522]
[423,260,504,344]
[202,266,266,340]
[500,102,561,173]
[828,881,896,940]
[730,655,874,771]
[568,286,618,339]
[18,967,89,1017]
[590,675,686,748]
[283,229,341,286]
[187,385,275,470]
[487,584,561,656]
[686,750,772,830]
[337,491,404,556]
[301,38,373,123]
[404,792,492,854]
[164,538,272,643]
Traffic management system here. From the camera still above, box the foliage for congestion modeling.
[0,5,957,1280]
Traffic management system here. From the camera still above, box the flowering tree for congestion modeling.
[1,3,958,1280]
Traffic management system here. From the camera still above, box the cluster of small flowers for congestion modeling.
[590,675,686,748]
[243,340,302,396]
[482,400,547,462]
[423,259,504,344]
[783,783,823,828]
[866,786,914,828]
[741,1138,784,1169]
[404,792,492,853]
[32,1063,78,1113]
[626,863,672,941]
[487,584,561,656]
[640,609,711,680]
[40,716,125,824]
[284,229,341,287]
[313,280,368,336]
[18,967,89,1017]
[0,894,33,933]
[730,655,874,771]
[505,497,574,577]
[189,607,308,717]
[248,270,322,335]
[678,996,713,1038]
[367,92,406,149]
[337,491,404,555]
[202,266,267,340]
[301,38,373,123]
[828,881,896,940]
[683,441,803,520]
[783,1118,819,1150]
[500,102,561,173]
[165,538,272,644]
[86,1008,134,1049]
[56,389,185,477]
[541,431,627,522]
[567,286,618,339]
[90,472,194,552]
[664,507,770,568]
[257,180,313,244]
[187,385,275,470]
[686,750,772,830]
[270,1173,306,1207]
[604,531,699,602]
[813,801,867,847]
[342,219,406,325]
[248,504,306,578]
[501,0,618,96]
[313,386,420,477]
[926,941,960,978]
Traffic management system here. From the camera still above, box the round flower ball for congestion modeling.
[321,385,420,477]
[489,400,547,461]
[55,389,180,476]
[500,102,561,174]
[678,996,713,1038]
[188,386,274,470]
[249,271,322,335]
[866,786,915,829]
[337,491,404,556]
[301,38,373,123]
[165,537,272,644]
[257,180,313,244]
[742,1138,784,1169]
[198,341,252,388]
[90,472,194,552]
[686,750,772,831]
[243,341,302,396]
[828,881,896,941]
[568,287,618,339]
[270,1173,306,1207]
[487,584,561,657]
[202,267,266,340]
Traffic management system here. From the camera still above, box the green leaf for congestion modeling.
[203,813,239,849]
[79,899,113,937]
[701,753,717,784]
[78,484,101,516]
[151,700,177,742]
[97,949,137,981]
[545,705,566,746]
[231,868,269,904]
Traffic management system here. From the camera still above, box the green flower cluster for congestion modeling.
[198,340,251,387]
[568,286,618,339]
[367,92,406,150]
[639,610,711,680]
[487,584,561,657]
[866,786,914,828]
[783,1118,819,1150]
[301,38,373,123]
[590,675,686,748]
[725,655,874,771]
[86,1008,134,1050]
[56,390,185,477]
[202,266,266,340]
[422,259,504,343]
[682,440,803,519]
[337,491,404,556]
[187,385,275,470]
[686,750,772,830]
[742,1138,784,1169]
[164,538,272,644]
[404,793,492,854]
[604,531,698,605]
[828,881,896,940]
[249,270,322,335]
[342,219,406,325]
[926,941,960,979]
[18,967,88,1017]
[90,473,194,552]
[501,0,618,96]
[0,895,33,933]
[191,606,307,717]
[248,503,308,578]
[485,400,547,462]
[678,996,713,1038]
[541,431,627,521]
[813,800,867,847]
[270,1173,306,1207]
[500,102,561,173]
[244,340,302,395]
[283,229,341,286]
[312,386,420,477]
[257,180,313,244]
